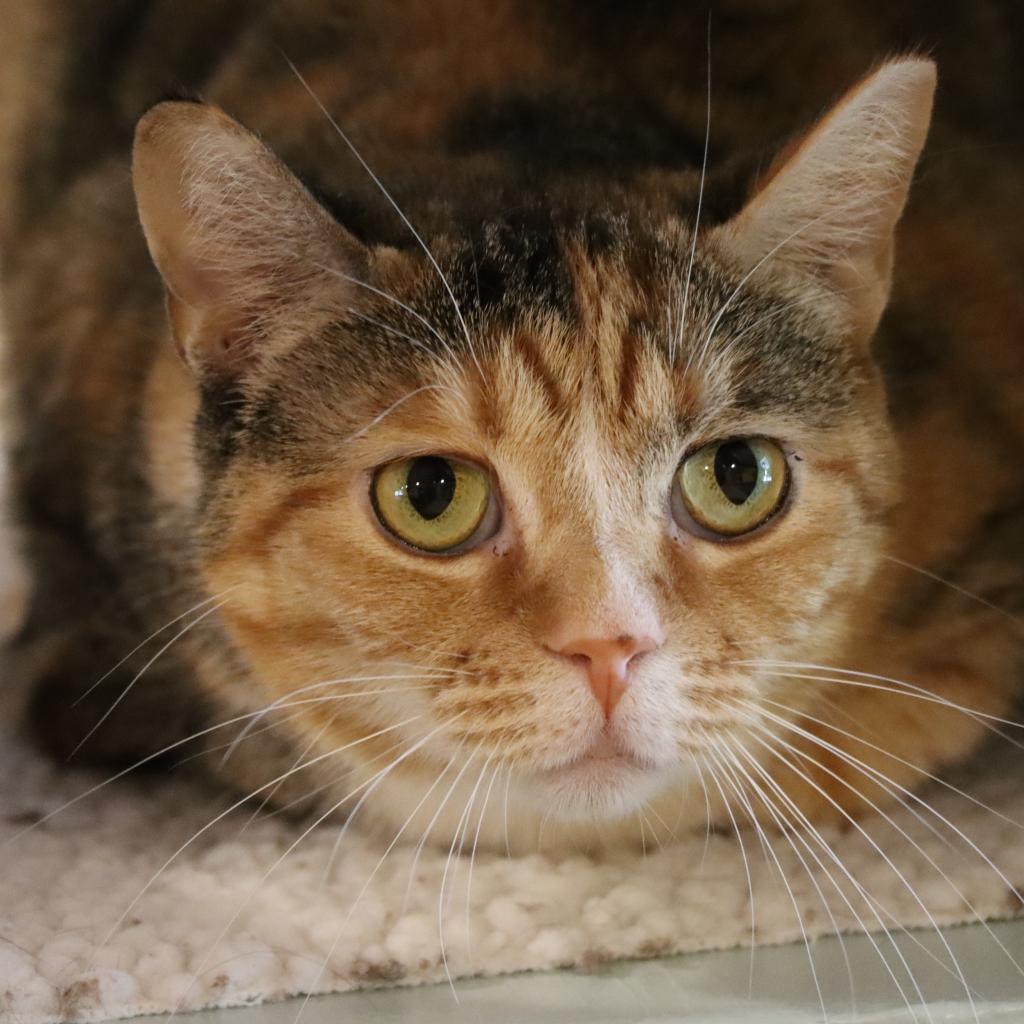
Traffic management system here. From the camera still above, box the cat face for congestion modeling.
[132,60,934,846]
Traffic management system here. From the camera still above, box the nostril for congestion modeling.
[624,647,650,672]
[552,634,659,667]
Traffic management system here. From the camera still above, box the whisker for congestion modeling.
[745,700,1024,980]
[675,12,712,367]
[502,763,514,858]
[171,707,310,770]
[100,715,424,952]
[693,209,831,374]
[704,747,828,1020]
[755,693,1024,836]
[400,740,481,918]
[642,801,674,850]
[290,735,474,1024]
[220,677,439,767]
[321,723,467,885]
[703,749,763,997]
[340,740,468,926]
[741,723,981,1020]
[717,742,863,1018]
[69,597,231,758]
[322,267,459,365]
[260,730,413,821]
[735,661,1024,747]
[884,555,1024,631]
[2,694,413,847]
[686,751,715,869]
[72,589,234,706]
[464,757,501,963]
[342,382,458,443]
[283,53,484,378]
[174,713,462,1018]
[439,747,493,996]
[726,739,933,1022]
[346,307,433,354]
[234,701,349,834]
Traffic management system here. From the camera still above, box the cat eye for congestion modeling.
[673,438,789,539]
[372,455,497,554]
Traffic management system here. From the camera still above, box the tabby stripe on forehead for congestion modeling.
[512,330,564,416]
[617,324,643,419]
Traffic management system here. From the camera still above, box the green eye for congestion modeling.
[674,438,789,538]
[372,456,493,553]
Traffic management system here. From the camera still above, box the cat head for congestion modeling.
[132,59,934,847]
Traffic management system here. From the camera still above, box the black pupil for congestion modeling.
[714,441,760,505]
[406,457,456,520]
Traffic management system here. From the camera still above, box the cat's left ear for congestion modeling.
[711,58,935,341]
[132,100,366,380]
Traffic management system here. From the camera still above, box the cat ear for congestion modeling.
[711,59,935,339]
[132,101,365,379]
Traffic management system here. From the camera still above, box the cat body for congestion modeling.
[1,1,1023,852]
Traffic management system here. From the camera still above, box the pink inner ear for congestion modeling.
[160,242,231,309]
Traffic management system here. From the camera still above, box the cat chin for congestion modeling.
[526,750,671,823]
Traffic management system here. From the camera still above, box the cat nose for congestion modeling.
[548,634,659,720]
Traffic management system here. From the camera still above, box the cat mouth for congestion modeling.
[534,734,658,816]
[567,733,642,765]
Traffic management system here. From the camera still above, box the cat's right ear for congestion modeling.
[132,101,365,380]
[709,59,935,343]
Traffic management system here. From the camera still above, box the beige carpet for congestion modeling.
[1,486,1024,1023]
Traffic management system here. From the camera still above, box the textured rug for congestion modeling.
[4,690,1024,1022]
[2,528,1024,1022]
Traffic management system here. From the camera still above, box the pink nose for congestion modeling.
[549,634,659,720]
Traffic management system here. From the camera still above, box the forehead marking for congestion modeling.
[617,323,643,420]
[572,391,657,627]
[512,329,564,418]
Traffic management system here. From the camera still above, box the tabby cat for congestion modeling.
[1,1,1023,854]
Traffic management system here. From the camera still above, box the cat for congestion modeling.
[1,0,1023,855]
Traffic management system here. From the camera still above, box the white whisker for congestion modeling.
[693,210,831,374]
[464,757,501,962]
[717,742,862,1016]
[102,715,423,953]
[342,383,454,443]
[686,751,715,869]
[884,555,1024,630]
[736,660,1024,744]
[69,597,231,758]
[3,695,408,847]
[502,763,514,858]
[756,693,1024,836]
[727,739,932,1021]
[341,741,467,926]
[283,54,484,378]
[704,747,828,1020]
[322,267,459,365]
[72,588,235,706]
[701,750,767,1001]
[176,713,463,1018]
[674,13,712,367]
[742,724,980,1020]
[439,747,492,996]
[401,740,480,917]
[746,700,1024,980]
